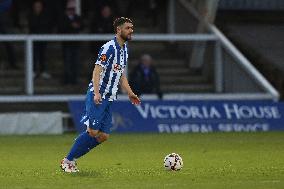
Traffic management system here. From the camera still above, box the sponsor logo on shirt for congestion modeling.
[100,54,107,62]
[112,64,124,73]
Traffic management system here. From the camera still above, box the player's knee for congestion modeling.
[87,128,99,138]
[97,133,109,143]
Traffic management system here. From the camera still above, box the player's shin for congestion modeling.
[66,131,100,161]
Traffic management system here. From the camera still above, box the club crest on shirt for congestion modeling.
[112,63,124,73]
[100,54,107,62]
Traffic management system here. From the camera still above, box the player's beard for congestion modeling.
[120,31,132,41]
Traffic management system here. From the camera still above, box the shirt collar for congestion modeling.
[114,37,127,51]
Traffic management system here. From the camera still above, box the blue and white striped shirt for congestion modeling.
[88,37,128,101]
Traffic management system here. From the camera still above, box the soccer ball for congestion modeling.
[163,153,183,171]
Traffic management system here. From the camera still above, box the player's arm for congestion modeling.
[93,44,113,104]
[120,74,141,105]
[92,65,103,104]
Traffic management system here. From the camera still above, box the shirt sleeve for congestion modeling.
[95,44,113,68]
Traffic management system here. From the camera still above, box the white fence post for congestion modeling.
[25,38,33,95]
[214,41,223,93]
[75,0,81,15]
[167,0,175,34]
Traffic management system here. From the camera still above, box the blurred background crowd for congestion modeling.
[0,0,164,98]
[0,0,284,100]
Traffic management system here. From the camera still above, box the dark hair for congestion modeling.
[113,17,133,33]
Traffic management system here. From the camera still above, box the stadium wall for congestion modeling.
[0,112,63,135]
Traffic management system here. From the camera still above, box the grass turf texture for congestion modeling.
[0,132,283,189]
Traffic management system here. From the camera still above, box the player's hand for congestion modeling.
[128,93,141,105]
[94,93,102,105]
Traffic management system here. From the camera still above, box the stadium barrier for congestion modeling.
[0,31,280,133]
[69,99,284,133]
[0,112,63,135]
[0,34,216,95]
[0,33,279,101]
[0,32,281,133]
[178,0,279,100]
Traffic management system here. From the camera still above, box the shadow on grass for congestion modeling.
[68,170,101,178]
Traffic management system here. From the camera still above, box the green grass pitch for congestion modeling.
[0,132,284,189]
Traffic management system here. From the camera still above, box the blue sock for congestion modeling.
[66,131,100,161]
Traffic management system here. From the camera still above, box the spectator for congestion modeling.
[88,4,114,81]
[0,0,12,12]
[10,0,21,30]
[91,0,115,15]
[130,54,163,99]
[28,0,51,79]
[114,0,132,17]
[0,0,17,69]
[43,0,66,31]
[58,0,83,85]
[90,5,114,54]
[148,0,158,27]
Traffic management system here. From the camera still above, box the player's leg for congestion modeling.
[65,98,109,162]
[95,131,110,143]
[64,128,109,162]
[61,98,108,172]
[65,128,101,161]
[95,102,112,143]
[60,128,101,173]
[66,105,112,160]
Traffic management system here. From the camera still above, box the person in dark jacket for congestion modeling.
[58,1,83,85]
[28,0,51,79]
[0,0,17,69]
[90,4,114,54]
[88,4,114,81]
[130,54,163,99]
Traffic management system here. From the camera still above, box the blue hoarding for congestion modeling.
[68,100,284,133]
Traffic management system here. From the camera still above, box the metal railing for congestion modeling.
[0,32,279,102]
[0,33,217,94]
[209,26,279,99]
[178,0,279,101]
